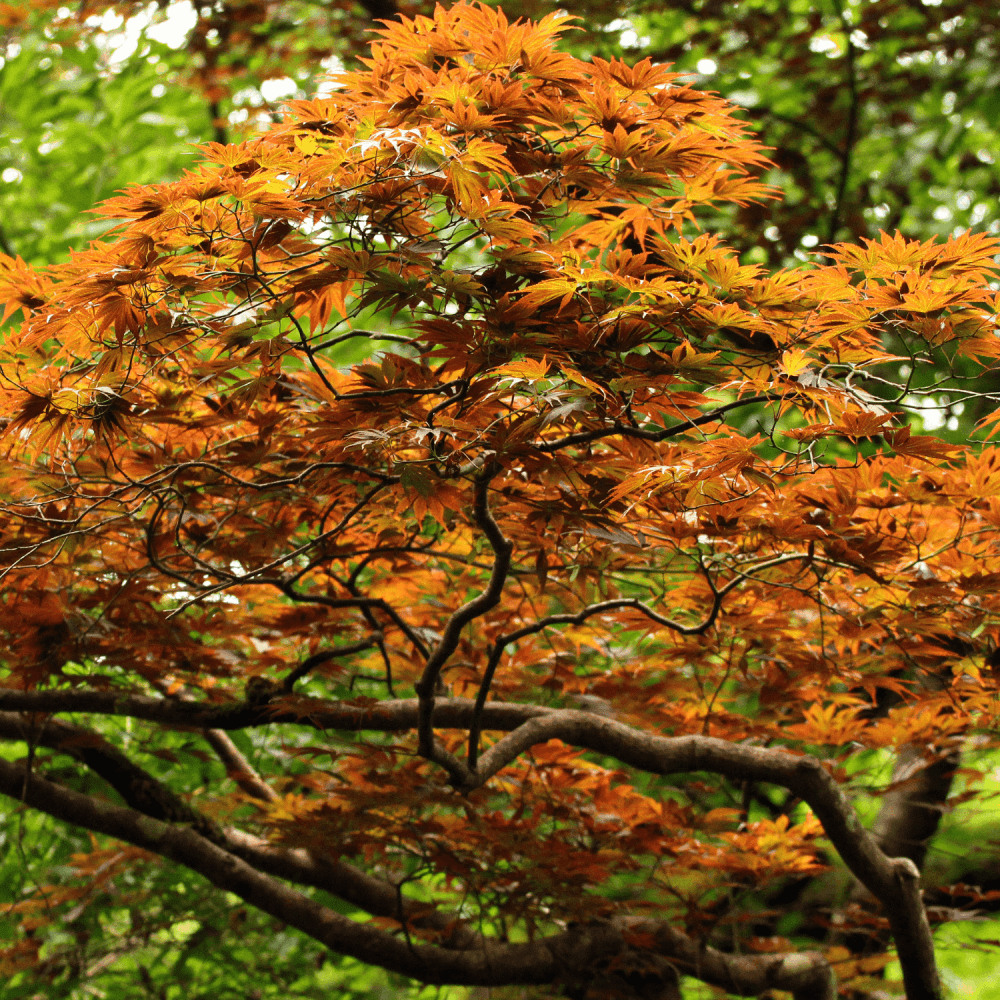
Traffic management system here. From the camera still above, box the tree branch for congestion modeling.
[0,751,838,994]
[640,922,835,1000]
[867,743,959,872]
[414,473,512,781]
[280,637,381,692]
[0,705,933,995]
[202,728,278,802]
[0,690,552,731]
[466,713,941,999]
[532,395,781,453]
[0,755,630,985]
[220,827,483,949]
[0,711,222,840]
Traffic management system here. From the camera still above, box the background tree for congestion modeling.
[2,2,1000,999]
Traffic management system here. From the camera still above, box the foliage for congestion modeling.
[0,4,215,265]
[612,0,1000,264]
[6,0,1000,272]
[1,3,1000,1000]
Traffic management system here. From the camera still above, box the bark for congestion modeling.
[0,692,942,998]
[0,756,837,995]
[870,744,958,871]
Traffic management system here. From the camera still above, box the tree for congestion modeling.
[1,4,1000,998]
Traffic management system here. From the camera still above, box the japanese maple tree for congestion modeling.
[2,5,1000,998]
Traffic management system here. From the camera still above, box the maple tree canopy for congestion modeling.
[3,5,1000,998]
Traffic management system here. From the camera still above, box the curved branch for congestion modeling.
[532,394,782,453]
[466,553,812,768]
[414,474,512,782]
[0,701,937,995]
[221,827,483,949]
[281,636,381,692]
[0,711,485,950]
[0,755,627,985]
[467,712,941,1000]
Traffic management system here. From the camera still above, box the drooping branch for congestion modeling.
[0,753,838,994]
[0,694,942,996]
[0,710,486,950]
[220,827,484,949]
[0,754,625,985]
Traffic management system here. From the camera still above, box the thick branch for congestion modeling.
[0,698,948,995]
[0,753,837,995]
[0,711,484,950]
[0,705,927,995]
[468,713,941,1000]
[0,691,552,732]
[0,711,221,839]
[0,755,628,985]
[642,923,835,1000]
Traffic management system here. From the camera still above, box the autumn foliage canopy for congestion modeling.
[3,5,1000,997]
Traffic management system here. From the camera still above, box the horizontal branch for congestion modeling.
[0,696,929,994]
[0,689,551,733]
[0,711,485,951]
[0,754,835,995]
